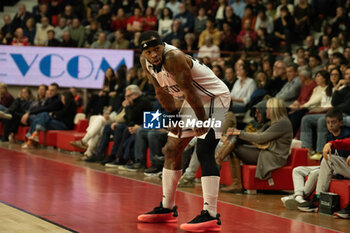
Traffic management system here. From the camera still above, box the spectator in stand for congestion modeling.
[86,0,103,22]
[34,16,54,46]
[11,4,32,31]
[60,5,76,25]
[305,35,318,57]
[194,7,207,35]
[97,5,112,32]
[223,66,236,91]
[30,85,47,110]
[255,10,273,34]
[183,33,197,56]
[256,28,272,52]
[24,91,76,149]
[84,20,101,48]
[91,32,110,49]
[110,8,127,32]
[344,47,350,64]
[300,68,342,157]
[165,0,180,18]
[86,85,153,164]
[158,7,173,38]
[276,63,302,106]
[2,32,13,45]
[223,5,241,34]
[230,0,246,19]
[54,17,68,42]
[198,18,221,48]
[197,35,220,59]
[265,0,276,19]
[242,36,257,52]
[309,55,322,78]
[289,69,328,136]
[127,7,143,34]
[174,2,194,34]
[230,61,257,113]
[237,19,257,49]
[111,29,129,49]
[0,83,14,112]
[1,14,13,36]
[246,71,270,109]
[142,7,158,32]
[331,6,349,36]
[241,5,256,30]
[61,31,78,47]
[10,28,29,46]
[220,21,237,52]
[163,20,184,45]
[318,35,331,53]
[275,0,294,19]
[266,60,287,96]
[68,18,85,47]
[0,87,34,142]
[21,83,62,127]
[69,87,83,113]
[328,37,344,56]
[23,18,36,45]
[215,0,227,25]
[46,30,61,47]
[224,98,292,188]
[33,3,50,24]
[128,32,141,50]
[273,6,294,52]
[297,110,350,213]
[294,0,312,42]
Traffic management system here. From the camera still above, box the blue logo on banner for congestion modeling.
[143,110,162,129]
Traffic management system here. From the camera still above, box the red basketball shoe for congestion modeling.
[138,202,178,223]
[180,210,221,232]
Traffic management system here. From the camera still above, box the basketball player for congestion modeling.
[137,31,230,232]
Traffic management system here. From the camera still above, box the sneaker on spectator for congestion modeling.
[144,166,162,177]
[178,174,195,188]
[334,202,350,219]
[180,210,221,232]
[0,111,12,120]
[310,153,322,160]
[297,194,319,212]
[119,162,145,172]
[100,155,115,165]
[84,154,104,163]
[8,133,15,143]
[138,202,178,223]
[281,195,300,210]
[70,140,87,150]
[105,158,126,168]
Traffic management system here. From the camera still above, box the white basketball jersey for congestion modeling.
[145,43,229,101]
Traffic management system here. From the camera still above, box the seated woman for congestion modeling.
[218,98,293,192]
[288,70,329,136]
[23,91,77,148]
[230,61,257,113]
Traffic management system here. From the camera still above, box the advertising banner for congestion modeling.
[0,45,134,89]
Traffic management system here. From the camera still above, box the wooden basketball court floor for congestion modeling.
[0,143,349,233]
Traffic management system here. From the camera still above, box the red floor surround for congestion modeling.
[0,148,340,233]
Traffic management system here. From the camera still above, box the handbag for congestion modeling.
[319,191,340,215]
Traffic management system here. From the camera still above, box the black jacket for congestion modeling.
[52,100,77,130]
[124,95,153,125]
[30,94,63,115]
[332,86,350,115]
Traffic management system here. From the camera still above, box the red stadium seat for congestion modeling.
[242,148,308,192]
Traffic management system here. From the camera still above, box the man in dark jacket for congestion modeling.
[85,85,153,163]
[21,83,63,126]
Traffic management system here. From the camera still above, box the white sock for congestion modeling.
[201,176,220,217]
[162,168,182,209]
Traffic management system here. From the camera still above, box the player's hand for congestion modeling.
[194,126,208,136]
[111,122,118,130]
[346,155,350,166]
[323,142,332,161]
